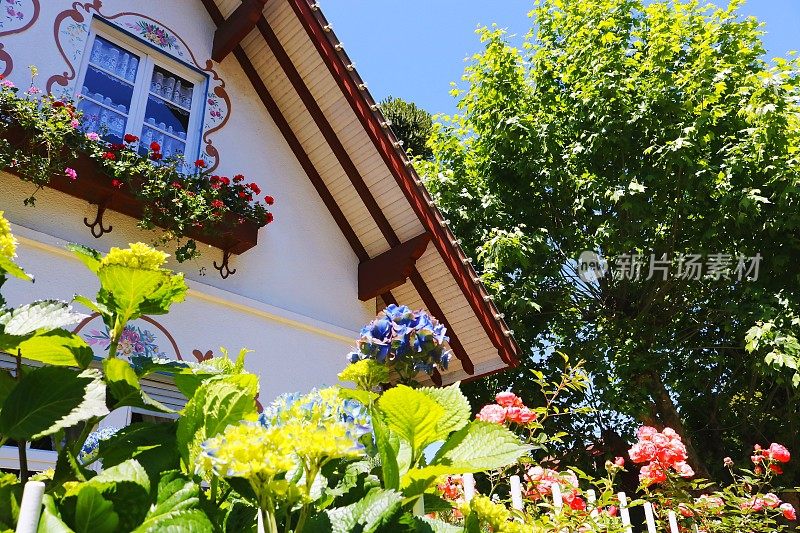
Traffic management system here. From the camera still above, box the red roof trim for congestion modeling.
[288,0,520,368]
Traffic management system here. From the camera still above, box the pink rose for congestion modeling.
[673,461,695,478]
[476,404,506,424]
[495,391,522,407]
[767,443,791,463]
[780,503,796,521]
[763,493,781,509]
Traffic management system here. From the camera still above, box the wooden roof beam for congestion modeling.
[358,233,430,301]
[212,0,269,62]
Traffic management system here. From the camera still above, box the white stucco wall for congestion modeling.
[0,0,375,395]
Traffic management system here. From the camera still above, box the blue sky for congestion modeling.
[321,0,800,115]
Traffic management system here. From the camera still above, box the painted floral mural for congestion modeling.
[2,0,26,25]
[126,20,183,57]
[84,323,168,362]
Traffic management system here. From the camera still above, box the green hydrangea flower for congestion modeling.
[0,211,17,260]
[200,423,295,480]
[101,242,168,270]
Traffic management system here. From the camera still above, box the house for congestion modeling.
[0,0,519,470]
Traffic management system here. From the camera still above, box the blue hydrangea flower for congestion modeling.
[78,426,120,464]
[346,306,451,380]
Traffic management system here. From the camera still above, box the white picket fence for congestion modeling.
[14,476,690,533]
[452,473,689,533]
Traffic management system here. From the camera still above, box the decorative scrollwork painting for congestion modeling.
[47,0,230,170]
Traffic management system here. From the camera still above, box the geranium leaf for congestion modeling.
[73,486,118,533]
[0,367,108,441]
[0,300,87,336]
[17,330,93,368]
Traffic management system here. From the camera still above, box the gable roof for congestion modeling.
[200,0,520,385]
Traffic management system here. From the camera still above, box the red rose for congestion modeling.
[211,199,224,209]
[195,159,206,168]
[247,183,261,195]
[265,212,274,224]
[264,195,274,205]
[123,133,139,143]
[150,141,161,152]
[111,179,122,188]
[233,174,244,182]
[151,152,163,161]
[102,152,116,160]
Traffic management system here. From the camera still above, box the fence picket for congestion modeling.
[618,491,633,533]
[463,473,475,502]
[551,482,564,513]
[667,510,680,533]
[510,475,524,511]
[643,501,657,533]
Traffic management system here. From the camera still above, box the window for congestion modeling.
[75,20,207,161]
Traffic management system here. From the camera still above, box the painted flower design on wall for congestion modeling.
[2,0,25,25]
[84,324,168,362]
[126,20,183,57]
[62,22,89,63]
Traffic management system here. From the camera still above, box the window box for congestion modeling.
[2,124,259,256]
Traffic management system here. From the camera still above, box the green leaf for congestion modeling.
[0,301,87,336]
[131,471,212,533]
[418,382,471,441]
[370,404,400,490]
[376,385,444,460]
[0,473,20,530]
[97,422,180,481]
[83,460,151,531]
[402,421,531,488]
[103,358,175,413]
[38,494,74,533]
[321,489,403,533]
[66,243,102,274]
[0,367,108,440]
[73,486,118,533]
[72,295,109,317]
[96,265,186,326]
[176,380,257,472]
[17,330,93,368]
[0,255,31,281]
[0,371,16,407]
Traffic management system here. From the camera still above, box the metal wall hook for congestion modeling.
[84,200,112,238]
[213,249,237,279]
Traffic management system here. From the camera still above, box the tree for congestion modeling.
[380,96,434,160]
[420,0,800,480]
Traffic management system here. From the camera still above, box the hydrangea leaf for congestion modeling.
[0,367,108,441]
[96,265,186,327]
[418,382,471,441]
[0,255,31,281]
[176,380,257,472]
[73,486,118,533]
[97,422,179,481]
[66,243,102,274]
[83,460,150,531]
[130,472,212,533]
[376,385,445,461]
[0,370,16,407]
[0,300,87,336]
[370,404,400,490]
[401,421,531,489]
[17,330,93,368]
[103,358,175,413]
[38,494,74,533]
[320,488,403,533]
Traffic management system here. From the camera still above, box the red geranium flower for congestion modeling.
[123,133,139,143]
[264,195,274,205]
[211,199,225,209]
[195,159,206,168]
[150,141,161,152]
[233,174,244,183]
[219,176,230,186]
[171,181,182,189]
[151,152,162,161]
[247,183,261,195]
[102,152,116,160]
[265,212,274,224]
[238,192,248,199]
[52,101,65,108]
[109,143,124,151]
[111,179,122,188]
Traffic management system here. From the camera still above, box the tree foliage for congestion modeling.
[420,0,800,480]
[380,96,435,160]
